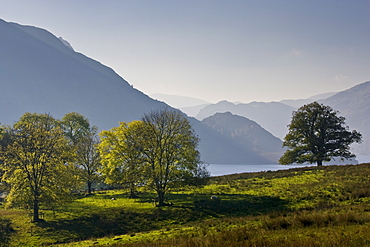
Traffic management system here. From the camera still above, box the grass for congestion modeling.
[1,163,370,246]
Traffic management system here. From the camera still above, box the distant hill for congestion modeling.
[322,81,370,155]
[150,93,212,117]
[0,19,274,165]
[179,104,211,118]
[193,84,370,157]
[196,100,295,139]
[202,112,284,163]
[150,93,210,108]
[280,92,336,108]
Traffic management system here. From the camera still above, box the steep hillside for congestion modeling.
[196,100,295,139]
[0,19,274,164]
[190,117,273,164]
[0,19,164,129]
[322,81,370,155]
[202,112,284,163]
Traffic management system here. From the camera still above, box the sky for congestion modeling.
[1,0,370,103]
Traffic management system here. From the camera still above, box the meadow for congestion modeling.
[2,163,370,246]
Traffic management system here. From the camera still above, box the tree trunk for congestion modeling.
[317,160,323,166]
[157,190,165,206]
[129,182,137,198]
[33,197,40,222]
[87,181,93,194]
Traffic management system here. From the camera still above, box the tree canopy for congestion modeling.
[279,102,362,166]
[0,113,75,222]
[141,109,203,205]
[99,109,207,205]
[99,121,146,198]
[62,112,101,194]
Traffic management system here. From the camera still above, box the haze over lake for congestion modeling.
[208,156,370,176]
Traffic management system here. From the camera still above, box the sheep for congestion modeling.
[211,195,220,201]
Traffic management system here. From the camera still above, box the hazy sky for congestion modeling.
[1,1,369,103]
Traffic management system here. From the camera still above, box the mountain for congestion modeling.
[0,19,273,165]
[194,83,370,156]
[280,92,336,108]
[202,112,284,163]
[150,93,210,108]
[179,104,211,118]
[150,93,211,117]
[322,81,370,155]
[196,100,295,139]
[0,19,166,129]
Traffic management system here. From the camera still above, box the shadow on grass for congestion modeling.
[196,195,287,216]
[36,193,288,244]
[36,207,159,243]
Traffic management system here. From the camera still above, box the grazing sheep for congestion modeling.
[211,195,220,201]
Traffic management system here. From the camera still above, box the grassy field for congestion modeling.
[2,163,370,246]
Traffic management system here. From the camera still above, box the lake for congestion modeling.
[207,155,370,176]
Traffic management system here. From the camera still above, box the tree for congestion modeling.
[0,125,13,192]
[140,109,203,206]
[74,130,101,194]
[62,112,91,144]
[99,121,146,198]
[279,102,362,166]
[0,113,74,222]
[98,109,207,205]
[62,113,101,194]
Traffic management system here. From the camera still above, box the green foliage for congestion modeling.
[0,218,12,247]
[140,109,203,206]
[0,113,75,222]
[1,161,370,246]
[61,112,92,144]
[99,121,146,198]
[0,125,13,191]
[62,112,102,194]
[0,125,12,152]
[280,102,362,166]
[99,109,207,204]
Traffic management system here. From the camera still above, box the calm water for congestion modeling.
[208,155,370,176]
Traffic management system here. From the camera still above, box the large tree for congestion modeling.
[99,121,146,198]
[62,112,101,194]
[140,109,203,206]
[99,109,206,205]
[279,102,362,166]
[0,113,74,222]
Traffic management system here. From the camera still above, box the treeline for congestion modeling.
[0,109,208,222]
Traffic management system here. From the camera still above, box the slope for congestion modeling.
[196,100,295,139]
[151,93,210,108]
[0,19,273,164]
[0,19,165,128]
[322,81,370,155]
[202,112,284,163]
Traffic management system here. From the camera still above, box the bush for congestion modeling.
[0,218,13,247]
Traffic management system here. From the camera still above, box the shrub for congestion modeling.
[0,218,13,247]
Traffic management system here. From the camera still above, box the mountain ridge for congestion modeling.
[0,19,278,164]
[202,112,284,163]
[196,100,295,139]
[322,81,370,155]
[0,18,158,129]
[150,93,210,108]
